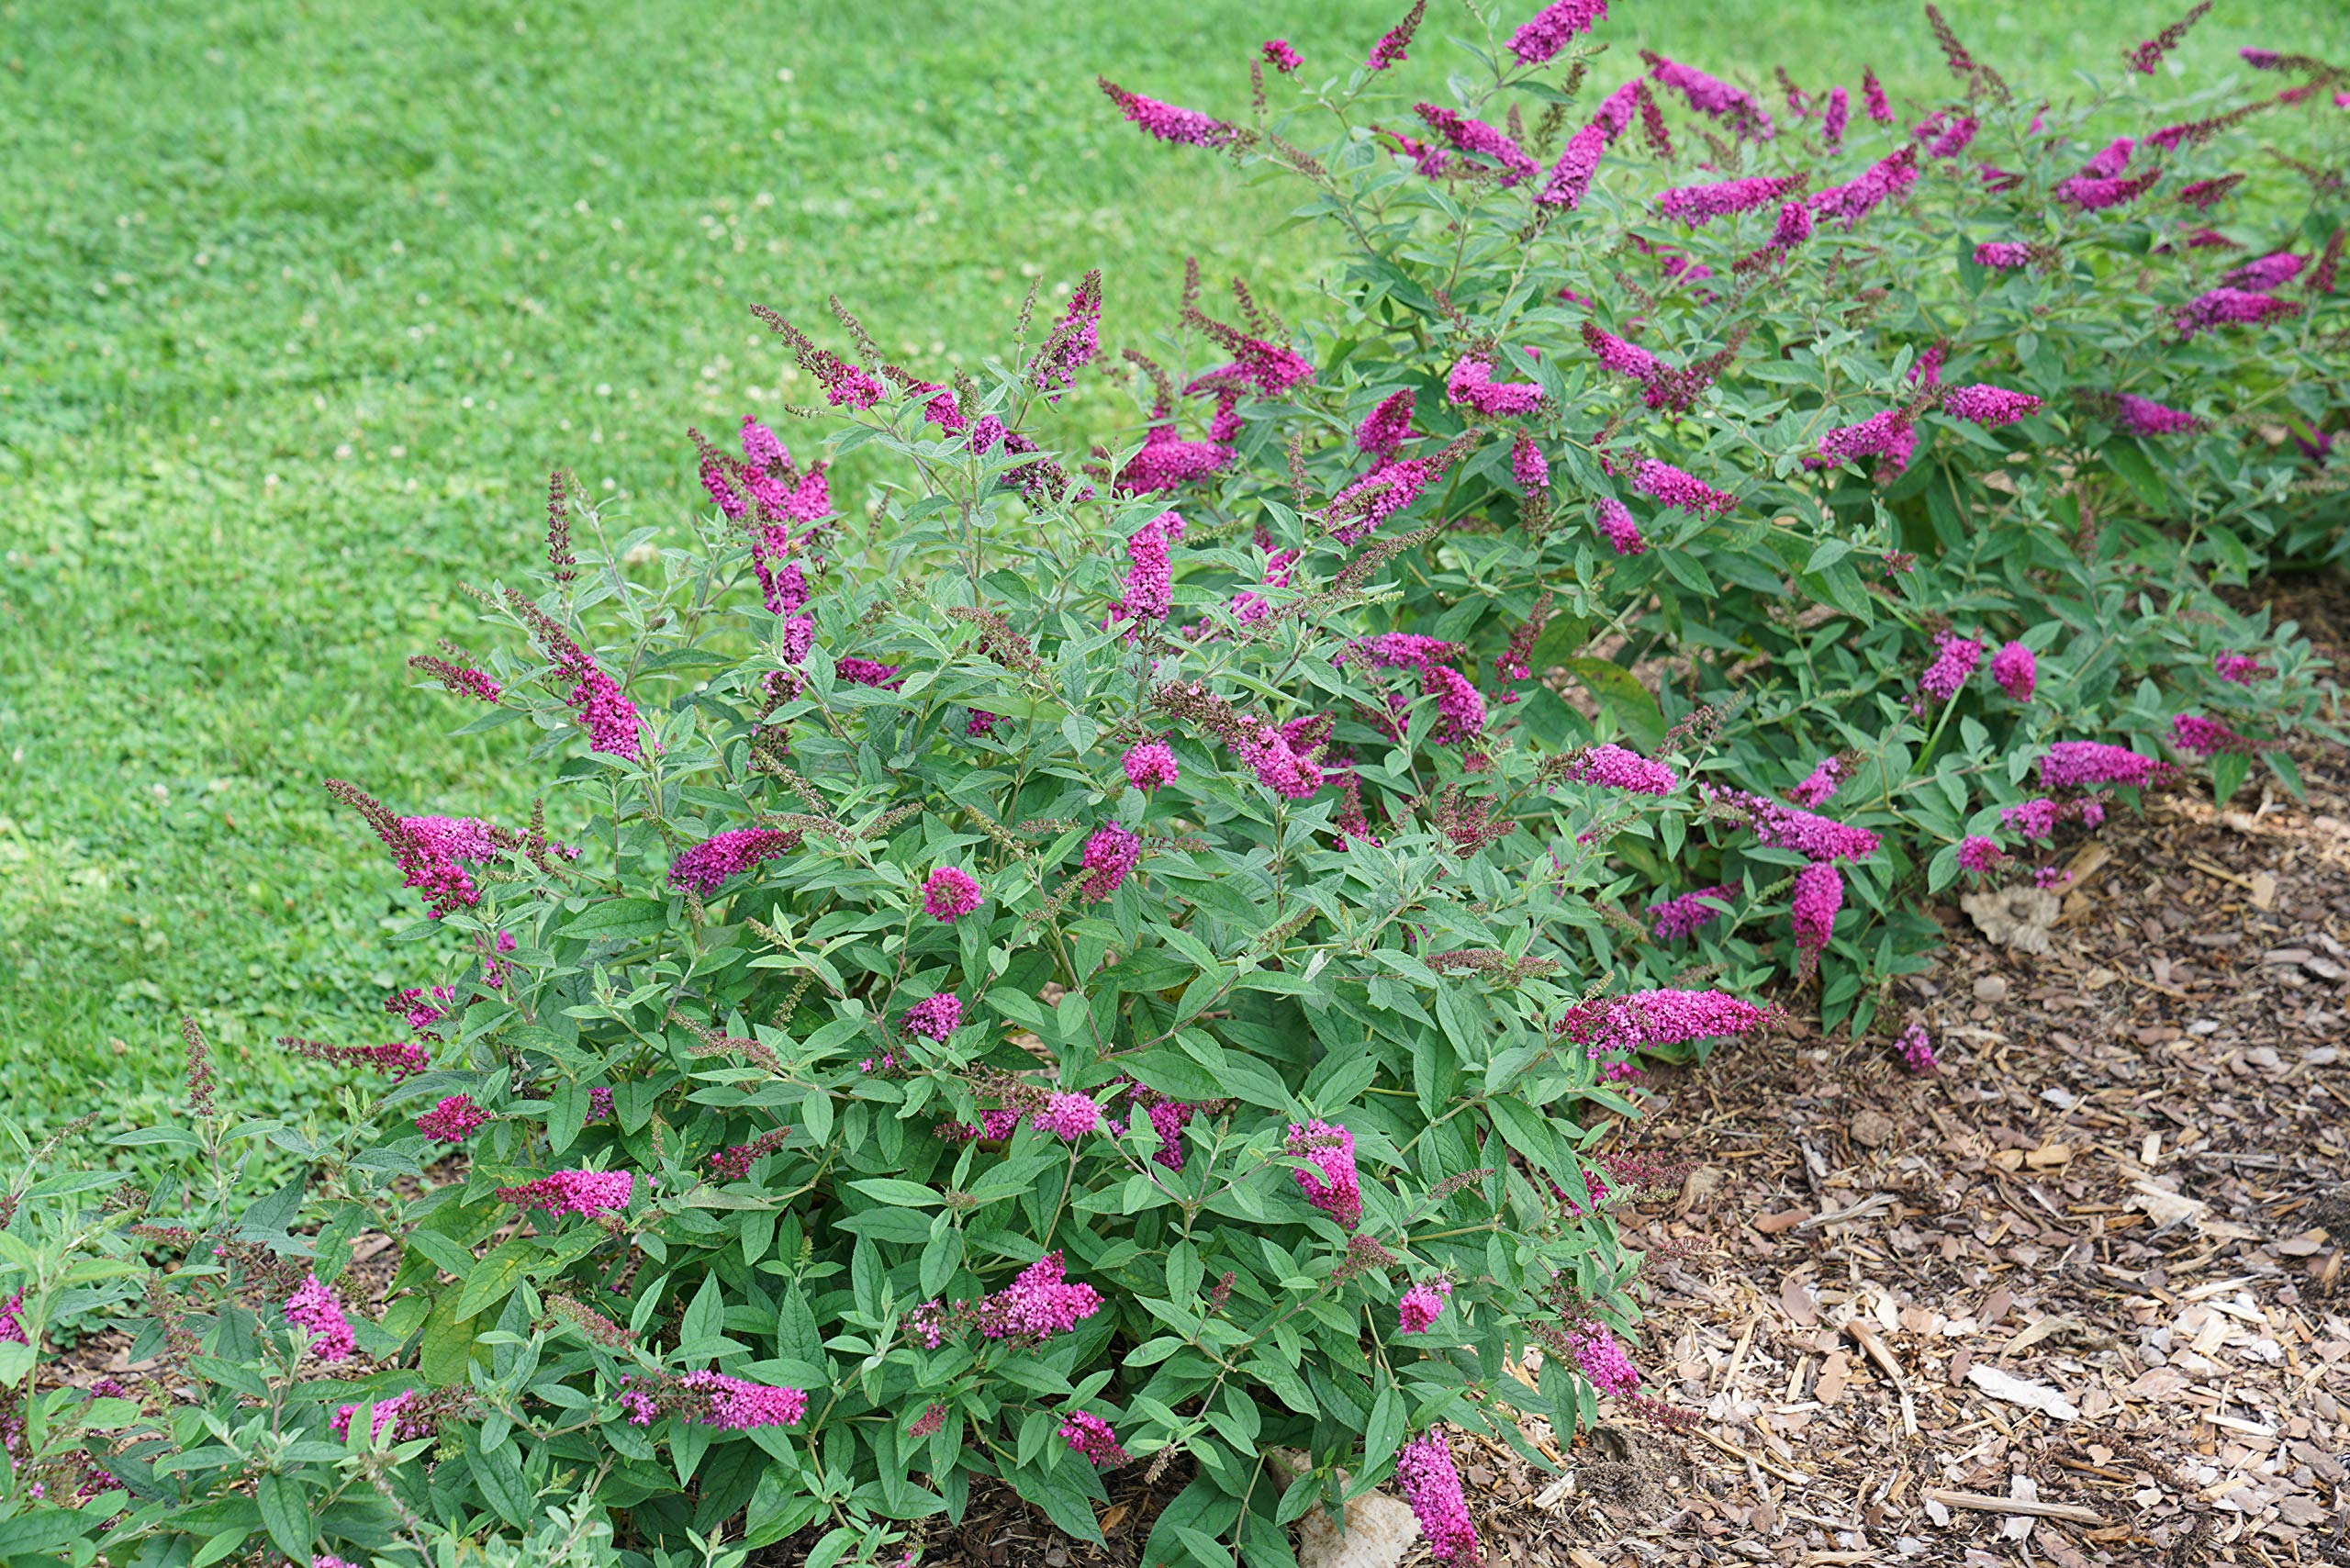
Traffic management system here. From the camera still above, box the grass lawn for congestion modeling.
[3,0,2342,1143]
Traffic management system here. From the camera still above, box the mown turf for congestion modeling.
[3,0,2341,1142]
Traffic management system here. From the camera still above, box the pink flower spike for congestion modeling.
[1398,1277,1454,1334]
[1058,1410,1129,1468]
[1790,861,1843,975]
[1080,823,1142,900]
[1124,741,1180,792]
[1594,498,1646,554]
[671,826,800,895]
[1940,385,2042,428]
[2109,393,2201,437]
[1262,39,1303,73]
[923,867,983,923]
[1097,77,1241,150]
[284,1275,356,1361]
[1956,835,2006,874]
[1566,1319,1641,1395]
[1032,1092,1102,1142]
[901,993,963,1042]
[1991,641,2036,701]
[1395,1431,1482,1564]
[1558,743,1679,795]
[1647,885,1738,941]
[1508,0,1607,65]
[495,1169,633,1217]
[1630,458,1734,516]
[1445,355,1545,416]
[1897,1022,1941,1073]
[415,1094,488,1144]
[680,1372,808,1429]
[1355,388,1416,459]
[1918,632,1986,703]
[2037,742,2166,790]
[1285,1119,1363,1231]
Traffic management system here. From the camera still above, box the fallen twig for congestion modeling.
[1925,1488,2106,1526]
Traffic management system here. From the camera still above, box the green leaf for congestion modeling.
[848,1178,945,1208]
[559,898,671,941]
[1558,657,1664,750]
[254,1474,309,1561]
[2101,438,2167,510]
[453,1238,536,1323]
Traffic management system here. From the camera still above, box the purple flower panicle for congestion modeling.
[1286,1119,1363,1231]
[416,1094,488,1143]
[1059,1410,1129,1468]
[923,867,983,922]
[1124,741,1180,792]
[671,827,800,894]
[1649,885,1738,941]
[1508,0,1607,65]
[1394,1431,1481,1564]
[1398,1277,1453,1334]
[901,993,964,1042]
[284,1275,355,1361]
[496,1170,632,1217]
[1991,641,2036,701]
[1558,743,1679,795]
[1099,77,1240,149]
[1594,498,1646,554]
[1941,385,2043,427]
[1630,458,1733,515]
[1080,823,1142,900]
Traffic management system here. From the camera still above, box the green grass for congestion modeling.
[3,0,2343,1141]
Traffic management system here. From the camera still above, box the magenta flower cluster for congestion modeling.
[1446,355,1545,415]
[1566,1319,1642,1396]
[1594,497,1646,554]
[284,1275,355,1361]
[1397,1276,1453,1334]
[1941,384,2042,428]
[2038,742,2165,790]
[1032,1092,1102,1141]
[1058,1410,1129,1468]
[901,993,963,1042]
[1508,0,1606,65]
[922,866,983,922]
[1394,1430,1482,1564]
[1557,743,1679,795]
[1897,1023,1941,1074]
[671,826,799,895]
[1991,640,2036,701]
[1648,884,1737,941]
[1124,741,1180,791]
[1414,105,1539,185]
[1080,822,1142,899]
[679,1372,807,1430]
[1631,457,1734,515]
[1918,632,1986,703]
[416,1094,487,1144]
[1655,172,1807,226]
[1790,862,1843,972]
[496,1169,633,1217]
[974,1251,1104,1342]
[1286,1119,1363,1231]
[1787,756,1845,806]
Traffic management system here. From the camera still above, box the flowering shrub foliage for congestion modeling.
[4,8,2345,1568]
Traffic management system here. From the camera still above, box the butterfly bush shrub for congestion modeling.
[0,292,1737,1568]
[1100,0,2344,1036]
[6,9,2347,1568]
